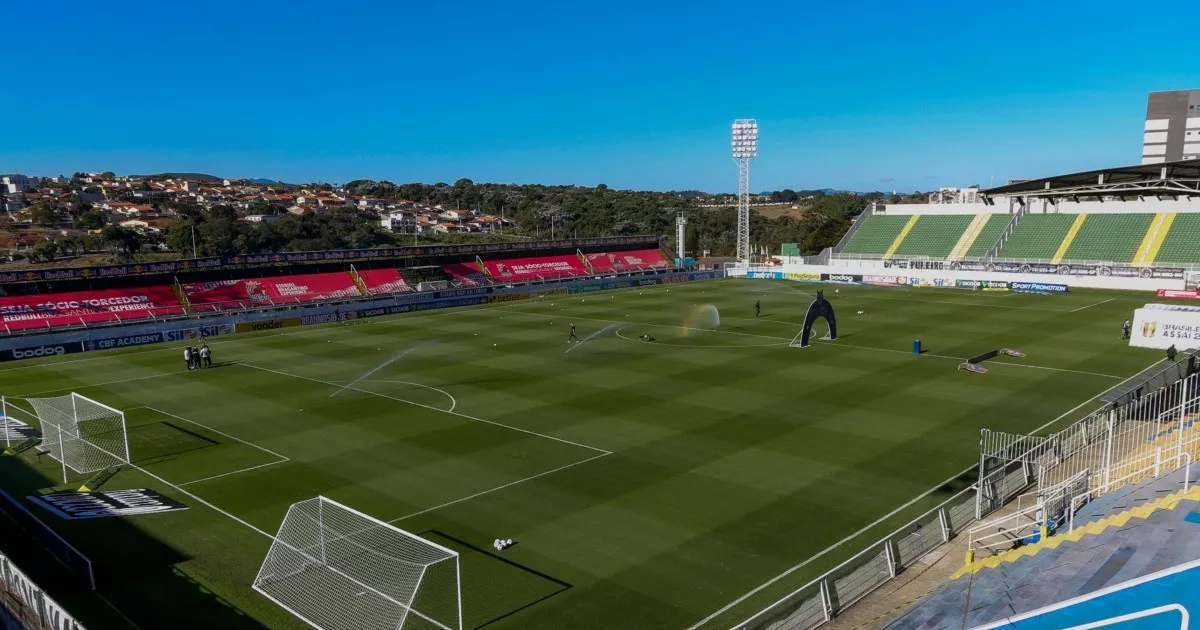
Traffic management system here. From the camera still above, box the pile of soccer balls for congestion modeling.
[493,538,514,551]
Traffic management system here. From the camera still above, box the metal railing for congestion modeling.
[0,550,84,630]
[724,364,1200,630]
[734,486,978,630]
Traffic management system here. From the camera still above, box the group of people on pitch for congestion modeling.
[184,343,212,370]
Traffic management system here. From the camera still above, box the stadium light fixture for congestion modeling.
[732,119,758,264]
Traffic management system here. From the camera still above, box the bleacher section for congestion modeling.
[994,213,1077,259]
[483,254,589,282]
[0,286,183,331]
[357,269,412,295]
[1154,213,1200,264]
[182,272,362,310]
[586,249,670,272]
[398,266,451,287]
[893,215,975,258]
[887,465,1200,630]
[1063,213,1154,263]
[963,214,1012,258]
[840,215,911,255]
[442,262,487,287]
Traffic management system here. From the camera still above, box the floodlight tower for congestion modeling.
[731,119,758,264]
[676,211,687,266]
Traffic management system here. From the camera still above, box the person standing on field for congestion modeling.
[1122,320,1131,340]
[200,344,212,368]
[755,300,761,317]
[184,346,194,371]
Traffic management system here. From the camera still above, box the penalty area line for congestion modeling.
[388,451,612,523]
[1071,298,1115,313]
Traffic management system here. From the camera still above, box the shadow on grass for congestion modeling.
[0,457,269,630]
[422,529,571,629]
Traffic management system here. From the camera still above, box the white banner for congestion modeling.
[1131,305,1200,350]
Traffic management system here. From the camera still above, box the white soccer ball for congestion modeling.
[835,289,839,293]
[857,310,863,314]
[493,344,498,347]
[506,539,513,546]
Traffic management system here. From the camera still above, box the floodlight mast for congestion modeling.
[731,119,758,264]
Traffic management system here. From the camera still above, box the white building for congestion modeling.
[2,174,37,194]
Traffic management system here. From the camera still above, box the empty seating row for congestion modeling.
[840,215,909,255]
[1063,213,1152,262]
[586,249,670,272]
[182,272,362,310]
[994,214,1076,259]
[1156,214,1200,263]
[893,215,974,258]
[0,286,183,331]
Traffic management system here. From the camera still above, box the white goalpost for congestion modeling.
[25,393,130,483]
[254,496,462,630]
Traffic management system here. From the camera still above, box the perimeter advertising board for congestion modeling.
[1130,304,1200,350]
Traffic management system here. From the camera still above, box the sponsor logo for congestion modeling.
[234,317,300,333]
[488,293,531,304]
[356,305,412,319]
[1158,289,1200,300]
[863,275,906,285]
[1144,321,1157,338]
[12,346,67,359]
[1011,282,1068,293]
[84,334,163,351]
[824,274,860,284]
[661,276,688,284]
[29,489,188,520]
[785,272,822,281]
[956,279,982,289]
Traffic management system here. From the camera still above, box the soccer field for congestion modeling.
[0,278,1164,630]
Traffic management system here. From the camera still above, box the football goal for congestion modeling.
[25,393,130,483]
[254,496,462,630]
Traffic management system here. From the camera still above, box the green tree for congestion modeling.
[77,210,105,230]
[100,225,141,260]
[29,202,60,227]
[30,239,58,263]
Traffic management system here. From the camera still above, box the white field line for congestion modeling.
[363,380,457,413]
[130,463,273,538]
[142,405,290,461]
[387,452,612,523]
[1071,298,1115,313]
[687,357,1165,630]
[239,363,611,455]
[812,340,1124,379]
[178,459,290,486]
[17,371,187,398]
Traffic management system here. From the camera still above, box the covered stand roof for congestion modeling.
[982,159,1200,200]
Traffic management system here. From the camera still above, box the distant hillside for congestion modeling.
[131,172,223,182]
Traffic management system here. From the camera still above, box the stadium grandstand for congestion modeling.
[0,239,675,334]
[821,159,1200,268]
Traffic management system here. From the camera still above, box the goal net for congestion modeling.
[254,496,462,630]
[26,393,129,481]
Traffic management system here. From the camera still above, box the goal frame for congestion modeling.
[26,393,130,483]
[253,496,463,630]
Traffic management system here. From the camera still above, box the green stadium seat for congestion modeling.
[995,214,1076,260]
[1154,214,1200,264]
[893,215,973,258]
[781,243,802,256]
[1063,214,1153,263]
[841,215,909,255]
[964,215,1014,258]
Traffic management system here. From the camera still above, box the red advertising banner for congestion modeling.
[0,286,183,330]
[1157,289,1200,300]
[357,269,412,295]
[483,255,588,281]
[184,272,361,309]
[586,249,670,273]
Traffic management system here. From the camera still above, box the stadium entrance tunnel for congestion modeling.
[795,290,838,348]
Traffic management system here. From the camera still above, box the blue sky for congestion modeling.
[2,0,1196,192]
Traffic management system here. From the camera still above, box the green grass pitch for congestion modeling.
[0,279,1166,629]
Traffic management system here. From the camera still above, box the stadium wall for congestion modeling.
[0,271,719,360]
[743,263,1184,291]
